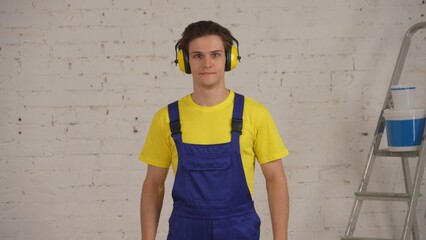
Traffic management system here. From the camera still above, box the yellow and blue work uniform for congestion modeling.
[139,91,288,239]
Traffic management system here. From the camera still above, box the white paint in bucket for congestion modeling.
[383,108,426,152]
[390,84,415,110]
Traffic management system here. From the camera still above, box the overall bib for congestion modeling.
[166,93,261,240]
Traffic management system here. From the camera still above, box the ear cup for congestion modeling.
[225,45,239,72]
[177,49,191,74]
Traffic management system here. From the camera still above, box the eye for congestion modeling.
[212,52,221,58]
[192,53,202,59]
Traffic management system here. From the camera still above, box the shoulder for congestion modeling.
[241,94,270,116]
[239,94,278,130]
[152,94,189,123]
[152,105,169,123]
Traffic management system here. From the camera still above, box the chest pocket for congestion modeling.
[183,153,233,202]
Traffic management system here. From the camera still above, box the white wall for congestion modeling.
[1,0,426,239]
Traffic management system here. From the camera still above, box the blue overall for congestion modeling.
[166,93,261,240]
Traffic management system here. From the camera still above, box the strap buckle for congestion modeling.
[231,118,243,135]
[169,120,181,136]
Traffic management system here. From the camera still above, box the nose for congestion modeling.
[202,55,213,68]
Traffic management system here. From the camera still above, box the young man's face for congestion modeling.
[187,35,226,90]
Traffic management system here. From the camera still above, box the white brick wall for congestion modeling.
[1,0,426,239]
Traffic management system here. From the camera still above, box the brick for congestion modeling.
[32,0,71,11]
[0,12,50,28]
[67,0,113,10]
[100,8,151,27]
[0,0,34,12]
[50,43,102,58]
[0,28,45,45]
[43,26,122,44]
[111,0,152,9]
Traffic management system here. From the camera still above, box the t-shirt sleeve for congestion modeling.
[139,108,172,169]
[253,108,289,164]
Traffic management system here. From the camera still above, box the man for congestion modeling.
[140,20,289,240]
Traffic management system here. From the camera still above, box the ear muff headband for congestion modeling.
[174,36,241,74]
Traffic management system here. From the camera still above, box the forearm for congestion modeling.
[266,170,289,240]
[140,180,165,240]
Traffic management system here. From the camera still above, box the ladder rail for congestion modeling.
[401,130,426,240]
[344,132,383,236]
[388,22,426,90]
[383,22,426,113]
[401,157,420,240]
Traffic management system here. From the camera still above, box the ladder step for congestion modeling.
[354,192,411,201]
[341,237,400,240]
[375,149,419,157]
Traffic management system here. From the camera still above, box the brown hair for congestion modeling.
[177,20,234,51]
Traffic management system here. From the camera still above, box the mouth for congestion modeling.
[200,72,215,76]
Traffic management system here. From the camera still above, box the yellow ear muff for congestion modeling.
[229,45,239,71]
[177,49,192,74]
[174,40,190,74]
[175,37,240,74]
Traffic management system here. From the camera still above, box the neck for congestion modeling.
[191,88,230,107]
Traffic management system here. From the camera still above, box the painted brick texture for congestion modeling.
[1,0,426,239]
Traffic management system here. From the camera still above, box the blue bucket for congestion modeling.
[383,109,426,152]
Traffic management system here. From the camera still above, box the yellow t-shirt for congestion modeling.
[139,91,289,195]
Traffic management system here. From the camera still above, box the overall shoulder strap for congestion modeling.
[231,93,244,135]
[168,101,182,141]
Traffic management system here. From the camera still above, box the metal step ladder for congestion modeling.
[341,22,426,240]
